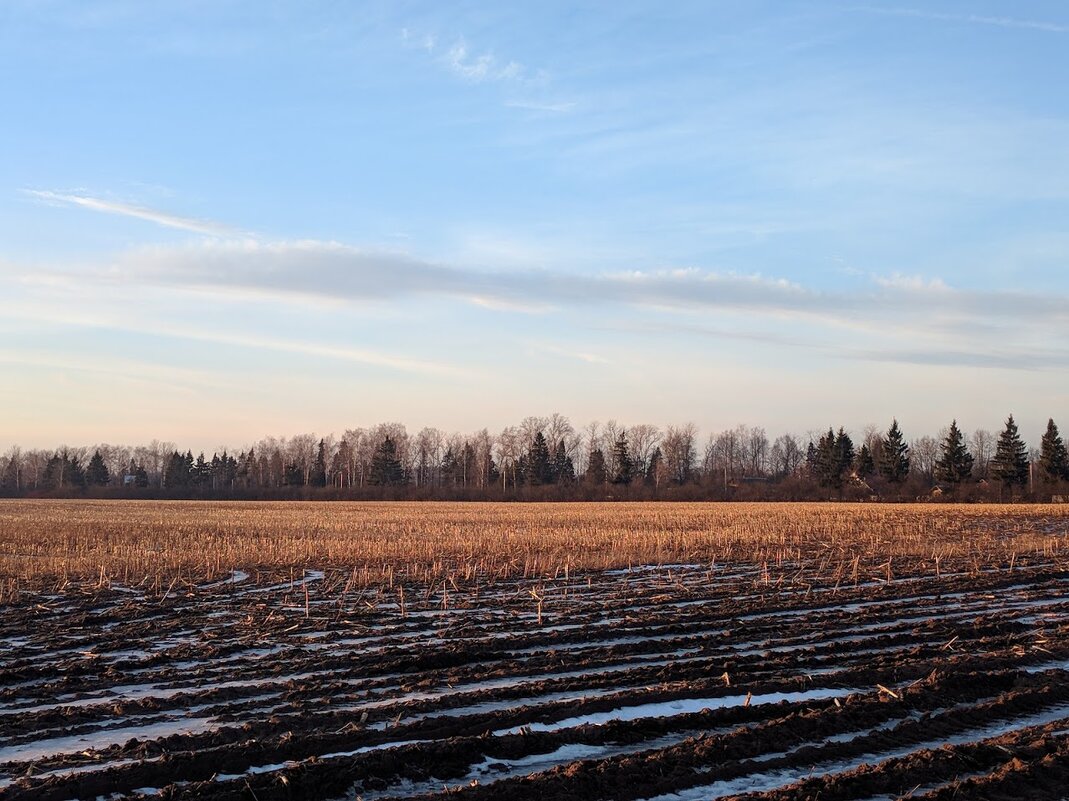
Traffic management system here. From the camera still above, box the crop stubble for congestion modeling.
[2,501,1069,800]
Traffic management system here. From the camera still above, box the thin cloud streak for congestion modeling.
[857,7,1069,34]
[21,238,1069,373]
[24,190,243,237]
[0,295,466,378]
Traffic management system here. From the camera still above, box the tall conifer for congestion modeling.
[935,420,973,484]
[878,420,910,483]
[1039,418,1069,482]
[991,415,1029,488]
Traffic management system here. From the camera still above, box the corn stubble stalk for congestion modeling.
[0,500,1066,595]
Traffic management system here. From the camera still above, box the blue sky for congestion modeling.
[2,1,1068,450]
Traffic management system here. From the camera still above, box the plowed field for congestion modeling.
[4,553,1069,799]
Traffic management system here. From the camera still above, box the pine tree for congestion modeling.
[309,439,328,487]
[878,420,910,483]
[552,441,575,484]
[586,448,608,485]
[612,432,634,485]
[370,436,405,486]
[441,447,459,486]
[525,432,553,485]
[164,451,188,488]
[86,450,110,487]
[935,420,973,484]
[991,415,1030,488]
[813,428,853,488]
[1,456,19,491]
[193,453,211,485]
[1039,418,1069,483]
[645,447,663,487]
[835,428,855,481]
[854,444,875,478]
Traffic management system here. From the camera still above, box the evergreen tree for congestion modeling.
[1,456,19,491]
[811,429,837,487]
[552,441,575,484]
[878,420,910,483]
[585,448,608,485]
[525,432,553,486]
[991,415,1030,488]
[813,428,853,488]
[854,444,875,479]
[645,447,663,486]
[612,432,634,485]
[86,450,110,487]
[441,446,460,486]
[935,420,973,484]
[43,451,85,489]
[370,436,405,486]
[461,442,477,487]
[193,453,211,485]
[283,461,305,486]
[1039,418,1069,483]
[164,451,188,488]
[134,462,149,488]
[309,439,328,487]
[835,428,855,480]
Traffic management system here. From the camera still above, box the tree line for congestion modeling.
[2,413,1067,502]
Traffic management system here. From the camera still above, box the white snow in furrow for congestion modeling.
[0,717,220,764]
[634,702,1069,801]
[202,569,250,588]
[336,734,705,801]
[0,755,156,790]
[0,671,327,716]
[232,569,326,596]
[364,687,628,728]
[494,687,860,735]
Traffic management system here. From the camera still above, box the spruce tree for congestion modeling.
[309,439,328,487]
[86,450,110,487]
[525,432,553,485]
[991,415,1030,488]
[854,444,875,478]
[552,441,575,484]
[370,436,405,486]
[878,420,910,483]
[612,432,634,485]
[164,451,187,488]
[586,448,608,485]
[441,447,459,486]
[645,447,663,486]
[835,428,855,481]
[812,429,838,488]
[935,420,974,484]
[1039,418,1069,482]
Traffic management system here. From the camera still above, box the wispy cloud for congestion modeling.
[505,99,576,113]
[531,343,611,365]
[403,27,549,88]
[857,7,1069,34]
[0,294,465,378]
[20,238,1069,369]
[444,40,523,82]
[24,190,243,237]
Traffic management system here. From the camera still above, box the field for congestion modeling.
[2,501,1069,800]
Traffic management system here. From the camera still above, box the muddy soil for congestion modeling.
[2,557,1069,800]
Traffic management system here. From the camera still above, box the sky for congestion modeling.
[2,1,1068,451]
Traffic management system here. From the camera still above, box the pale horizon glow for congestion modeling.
[2,1,1068,452]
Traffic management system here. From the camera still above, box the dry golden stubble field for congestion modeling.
[1,500,1067,598]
